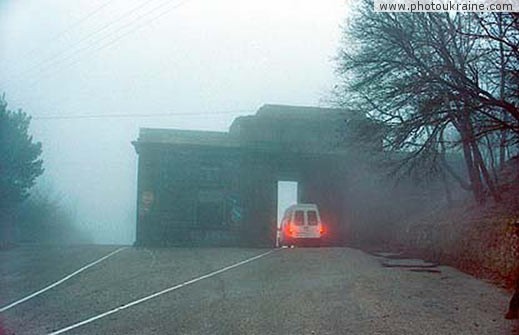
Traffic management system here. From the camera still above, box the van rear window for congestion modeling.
[294,211,305,226]
[308,211,318,225]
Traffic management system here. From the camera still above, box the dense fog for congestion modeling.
[0,0,346,244]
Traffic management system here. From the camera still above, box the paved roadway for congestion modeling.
[0,246,516,334]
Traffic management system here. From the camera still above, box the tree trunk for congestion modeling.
[484,135,499,186]
[463,143,485,203]
[459,123,485,203]
[472,141,502,202]
[439,139,453,206]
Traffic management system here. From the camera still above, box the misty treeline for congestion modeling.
[335,5,518,204]
[0,94,43,246]
[0,95,85,246]
[0,95,43,206]
[16,187,91,244]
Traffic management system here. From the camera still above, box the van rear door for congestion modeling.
[290,210,304,238]
[306,210,321,238]
[291,209,320,238]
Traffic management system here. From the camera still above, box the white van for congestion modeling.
[278,203,323,247]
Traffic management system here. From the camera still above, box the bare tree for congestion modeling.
[335,3,518,203]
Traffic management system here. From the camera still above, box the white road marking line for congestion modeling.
[47,249,277,335]
[0,247,127,313]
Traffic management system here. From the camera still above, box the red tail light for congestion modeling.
[284,225,293,237]
[320,226,324,234]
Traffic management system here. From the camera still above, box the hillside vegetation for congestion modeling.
[395,157,519,288]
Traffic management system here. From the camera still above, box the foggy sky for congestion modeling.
[0,0,347,244]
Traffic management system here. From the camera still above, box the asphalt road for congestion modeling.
[0,246,516,334]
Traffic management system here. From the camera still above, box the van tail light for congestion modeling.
[320,226,324,234]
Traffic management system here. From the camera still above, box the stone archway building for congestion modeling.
[132,104,376,247]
